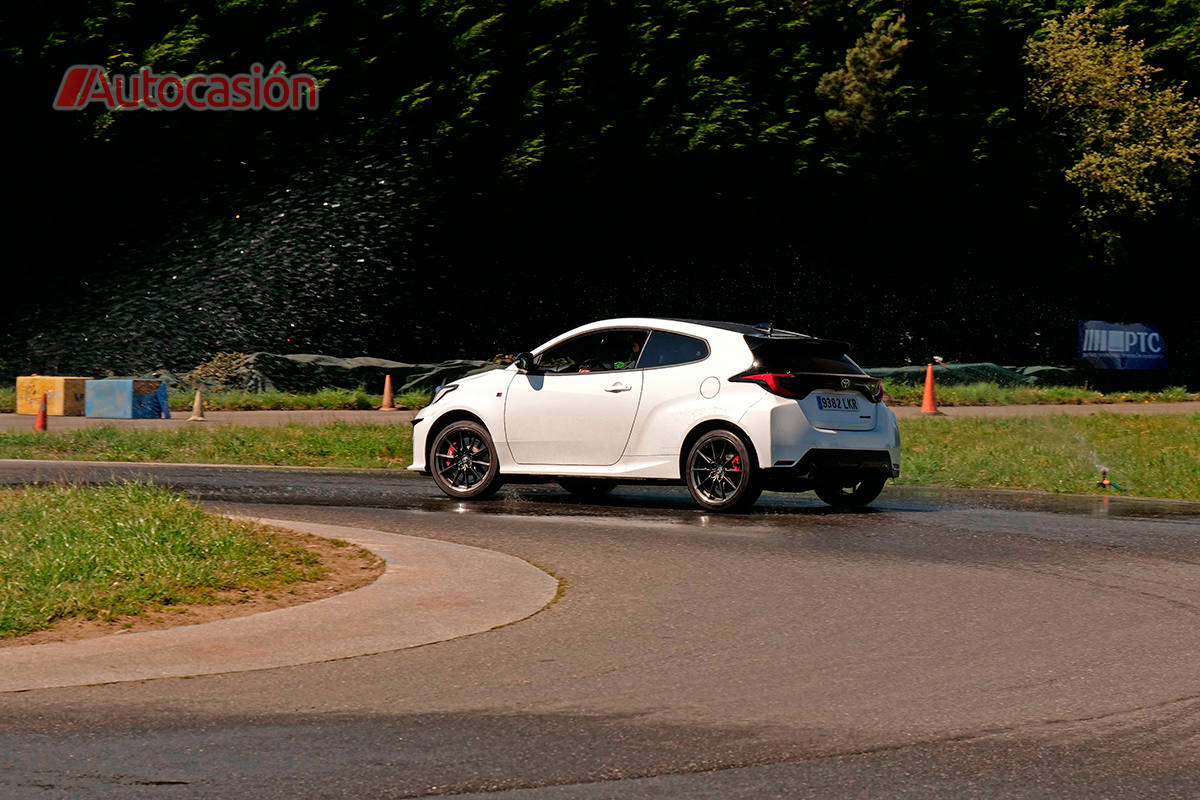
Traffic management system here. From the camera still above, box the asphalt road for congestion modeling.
[2,466,1200,799]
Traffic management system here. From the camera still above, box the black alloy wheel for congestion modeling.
[430,420,502,499]
[685,430,762,512]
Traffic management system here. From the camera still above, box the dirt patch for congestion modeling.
[0,525,385,648]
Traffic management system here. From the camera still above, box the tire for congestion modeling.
[814,473,887,508]
[685,429,762,512]
[557,478,617,499]
[429,420,502,499]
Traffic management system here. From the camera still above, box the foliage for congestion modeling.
[817,12,911,138]
[1,1,1198,381]
[1027,5,1200,245]
[185,352,249,389]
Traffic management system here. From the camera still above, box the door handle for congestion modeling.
[604,383,632,393]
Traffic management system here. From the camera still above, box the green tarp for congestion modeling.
[863,363,1080,386]
[191,353,501,393]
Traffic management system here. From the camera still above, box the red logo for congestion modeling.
[53,62,319,111]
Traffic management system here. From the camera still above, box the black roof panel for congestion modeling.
[663,319,812,339]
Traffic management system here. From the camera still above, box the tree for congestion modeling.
[1026,5,1200,244]
[817,11,910,138]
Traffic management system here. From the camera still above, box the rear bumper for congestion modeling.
[762,448,899,491]
[740,396,901,472]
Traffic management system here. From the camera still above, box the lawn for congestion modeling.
[0,422,414,469]
[897,413,1200,500]
[0,483,330,638]
[0,414,1196,499]
[881,381,1198,406]
[0,383,1195,413]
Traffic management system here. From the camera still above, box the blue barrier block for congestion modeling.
[86,380,171,419]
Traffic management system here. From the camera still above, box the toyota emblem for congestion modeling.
[840,378,851,389]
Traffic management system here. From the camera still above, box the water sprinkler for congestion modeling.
[1097,468,1128,495]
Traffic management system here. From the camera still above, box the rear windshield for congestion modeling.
[745,337,865,375]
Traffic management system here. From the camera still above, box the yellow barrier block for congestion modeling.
[16,376,90,416]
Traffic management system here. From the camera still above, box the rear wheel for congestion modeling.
[557,478,617,499]
[814,473,887,508]
[430,420,502,499]
[685,430,761,512]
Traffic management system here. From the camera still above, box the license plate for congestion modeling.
[816,394,858,411]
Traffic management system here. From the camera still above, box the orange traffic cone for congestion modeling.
[34,392,48,432]
[921,364,943,415]
[379,375,398,411]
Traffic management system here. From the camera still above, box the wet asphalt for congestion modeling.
[2,464,1200,798]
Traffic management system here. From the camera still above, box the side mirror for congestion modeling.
[513,352,538,374]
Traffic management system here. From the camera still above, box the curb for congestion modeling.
[0,519,558,693]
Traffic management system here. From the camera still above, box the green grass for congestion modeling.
[2,383,1194,413]
[0,422,414,469]
[167,387,383,411]
[897,413,1200,500]
[882,381,1198,406]
[0,413,1195,499]
[166,387,432,411]
[396,388,433,409]
[0,386,429,414]
[0,482,327,638]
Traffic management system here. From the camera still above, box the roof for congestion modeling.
[531,317,822,355]
[661,319,812,339]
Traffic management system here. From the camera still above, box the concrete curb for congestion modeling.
[0,519,558,693]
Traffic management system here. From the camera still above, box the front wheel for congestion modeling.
[430,420,502,499]
[685,430,762,512]
[814,474,887,508]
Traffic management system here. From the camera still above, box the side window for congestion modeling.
[637,330,710,368]
[536,329,650,373]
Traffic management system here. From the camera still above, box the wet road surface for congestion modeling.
[2,463,1200,798]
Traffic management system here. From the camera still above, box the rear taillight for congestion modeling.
[731,372,884,403]
[730,372,798,398]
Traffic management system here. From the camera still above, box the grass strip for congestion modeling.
[882,381,1197,406]
[0,387,433,414]
[0,483,328,638]
[0,416,1195,499]
[897,413,1200,500]
[0,384,1196,413]
[0,422,414,469]
[166,387,433,412]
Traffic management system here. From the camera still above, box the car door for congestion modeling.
[504,329,647,466]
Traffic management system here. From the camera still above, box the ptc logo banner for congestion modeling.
[1078,321,1168,370]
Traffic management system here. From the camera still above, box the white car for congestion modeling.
[410,318,901,511]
